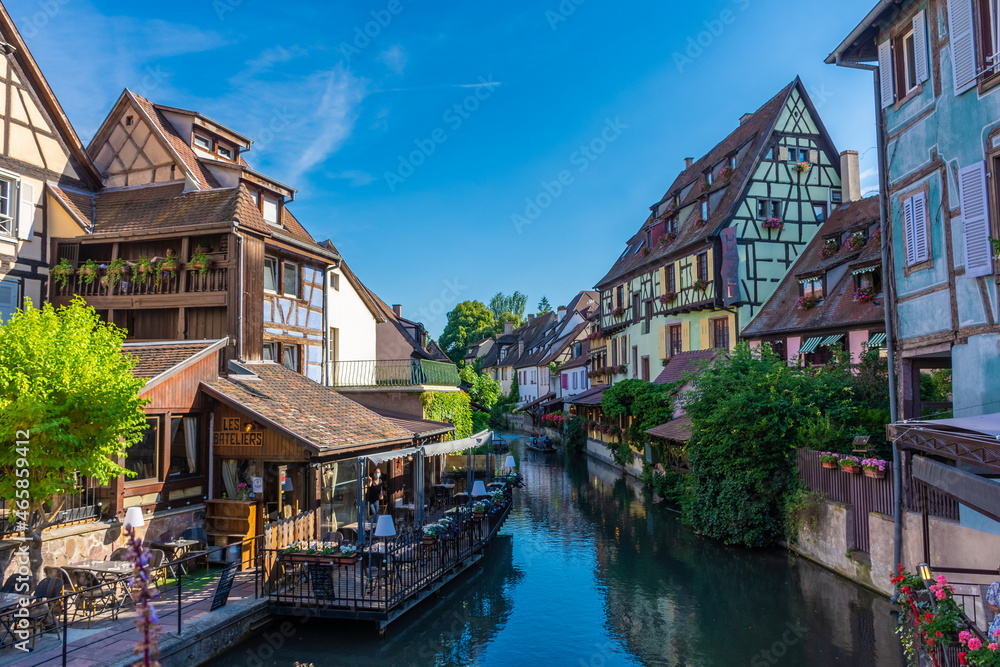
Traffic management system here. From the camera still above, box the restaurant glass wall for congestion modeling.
[320,458,358,534]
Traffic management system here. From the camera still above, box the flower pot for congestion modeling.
[821,461,838,470]
[841,465,861,474]
[864,469,885,479]
[190,261,207,271]
[334,555,358,565]
[473,512,485,520]
[422,537,437,546]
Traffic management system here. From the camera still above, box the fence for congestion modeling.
[52,266,227,299]
[0,476,104,539]
[328,359,460,388]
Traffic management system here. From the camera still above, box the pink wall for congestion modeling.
[848,330,869,361]
[786,336,801,359]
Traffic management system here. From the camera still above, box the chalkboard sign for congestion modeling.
[210,562,238,611]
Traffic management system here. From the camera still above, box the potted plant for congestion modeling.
[846,231,867,251]
[797,294,820,310]
[839,455,861,474]
[658,291,677,304]
[336,544,358,564]
[52,257,74,290]
[693,278,710,292]
[861,457,887,479]
[819,452,840,469]
[157,255,179,282]
[694,217,708,228]
[762,218,783,232]
[640,246,651,257]
[794,161,810,174]
[855,285,877,303]
[135,257,154,285]
[78,258,100,286]
[820,239,838,259]
[699,181,709,193]
[720,164,735,179]
[617,364,627,375]
[236,482,250,501]
[991,236,1000,260]
[612,307,625,318]
[472,502,486,519]
[422,524,440,545]
[659,232,677,245]
[106,258,129,290]
[189,250,211,276]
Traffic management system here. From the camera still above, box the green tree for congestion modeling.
[421,391,473,440]
[460,365,502,411]
[509,370,520,403]
[489,291,527,332]
[537,296,552,314]
[0,298,149,578]
[682,343,858,547]
[601,379,676,465]
[440,300,495,363]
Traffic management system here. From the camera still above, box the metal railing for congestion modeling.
[0,477,103,539]
[328,359,460,388]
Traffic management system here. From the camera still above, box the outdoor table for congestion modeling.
[64,560,133,619]
[0,593,21,647]
[152,539,200,578]
[340,521,375,542]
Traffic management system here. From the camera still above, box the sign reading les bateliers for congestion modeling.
[213,417,263,447]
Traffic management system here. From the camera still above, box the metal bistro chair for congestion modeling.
[71,569,122,628]
[182,527,211,573]
[107,547,129,562]
[27,577,65,649]
[148,549,167,589]
[453,492,470,508]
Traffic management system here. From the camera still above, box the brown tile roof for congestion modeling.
[372,409,455,437]
[91,183,269,236]
[124,340,222,381]
[202,362,413,452]
[653,350,721,385]
[564,385,607,405]
[49,185,93,230]
[279,207,317,245]
[646,416,692,442]
[519,393,555,411]
[741,195,883,338]
[130,92,222,189]
[596,80,798,289]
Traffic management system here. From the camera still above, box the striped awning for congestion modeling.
[821,334,844,346]
[866,333,887,348]
[798,337,823,354]
[852,265,878,275]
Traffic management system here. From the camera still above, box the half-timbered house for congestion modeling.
[592,78,843,386]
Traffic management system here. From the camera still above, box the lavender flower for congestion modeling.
[124,525,161,667]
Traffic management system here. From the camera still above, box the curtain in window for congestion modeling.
[222,459,238,498]
[183,417,198,474]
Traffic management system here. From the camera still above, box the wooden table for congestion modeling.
[339,522,375,542]
[152,539,201,577]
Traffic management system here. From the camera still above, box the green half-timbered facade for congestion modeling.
[592,78,843,386]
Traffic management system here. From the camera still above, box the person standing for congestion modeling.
[366,468,385,518]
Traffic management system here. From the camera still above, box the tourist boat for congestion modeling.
[525,440,555,453]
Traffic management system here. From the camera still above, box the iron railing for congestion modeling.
[328,359,460,388]
[0,476,103,539]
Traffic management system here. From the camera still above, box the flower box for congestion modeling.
[841,464,861,474]
[861,457,887,479]
[839,456,861,474]
[334,555,359,565]
[761,218,783,232]
[822,461,838,470]
[794,161,810,174]
[473,512,485,520]
[820,239,838,259]
[864,468,885,479]
[693,279,710,292]
[846,231,867,251]
[421,536,438,546]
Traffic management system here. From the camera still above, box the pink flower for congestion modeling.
[989,643,997,651]
[960,630,973,644]
[937,575,948,585]
[935,588,947,600]
[969,638,983,651]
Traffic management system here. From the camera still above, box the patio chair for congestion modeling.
[182,527,211,572]
[43,567,80,621]
[306,562,337,602]
[71,570,122,627]
[453,492,470,507]
[389,535,418,587]
[0,573,31,594]
[108,547,128,562]
[27,576,64,649]
[148,549,167,588]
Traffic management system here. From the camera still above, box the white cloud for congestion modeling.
[326,170,376,187]
[376,45,408,75]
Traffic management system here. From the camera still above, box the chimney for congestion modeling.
[740,112,754,125]
[518,340,524,356]
[684,157,694,169]
[504,321,514,335]
[840,150,861,203]
[557,306,566,322]
[527,314,534,323]
[392,304,402,317]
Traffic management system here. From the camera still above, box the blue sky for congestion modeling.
[9,0,878,337]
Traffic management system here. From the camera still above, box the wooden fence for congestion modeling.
[264,508,320,552]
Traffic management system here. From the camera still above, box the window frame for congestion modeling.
[329,272,340,291]
[216,143,234,160]
[263,342,278,361]
[669,324,683,356]
[168,415,200,479]
[665,263,676,293]
[0,177,13,238]
[900,185,933,274]
[283,260,299,298]
[711,318,730,350]
[696,252,709,282]
[282,343,300,373]
[193,134,213,151]
[125,416,160,485]
[264,256,278,294]
[800,275,825,301]
[757,198,783,220]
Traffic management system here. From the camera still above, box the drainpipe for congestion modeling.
[836,55,902,572]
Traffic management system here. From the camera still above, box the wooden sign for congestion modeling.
[212,417,263,447]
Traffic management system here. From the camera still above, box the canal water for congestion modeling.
[214,434,902,666]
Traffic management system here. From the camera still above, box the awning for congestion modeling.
[852,265,878,275]
[798,337,823,354]
[866,333,887,348]
[519,393,555,411]
[912,455,1000,523]
[363,446,422,465]
[422,430,493,458]
[646,416,692,442]
[821,334,844,346]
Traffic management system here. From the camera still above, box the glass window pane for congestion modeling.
[126,417,159,481]
[169,416,199,477]
[263,343,275,361]
[284,262,298,296]
[264,258,276,292]
[262,195,279,224]
[283,345,298,371]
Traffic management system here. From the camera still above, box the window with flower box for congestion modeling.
[665,262,676,293]
[701,200,709,220]
[669,324,683,356]
[756,198,783,220]
[711,318,729,350]
[696,253,709,282]
[800,276,824,301]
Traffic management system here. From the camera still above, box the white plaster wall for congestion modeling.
[326,268,377,368]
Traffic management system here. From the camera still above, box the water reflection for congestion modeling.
[212,434,901,666]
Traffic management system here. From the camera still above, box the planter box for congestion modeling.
[334,555,358,565]
[280,553,336,565]
[421,537,438,546]
[821,461,838,469]
[864,469,886,479]
[841,465,861,474]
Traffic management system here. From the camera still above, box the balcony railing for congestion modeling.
[329,359,460,388]
[52,266,228,299]
[0,474,103,538]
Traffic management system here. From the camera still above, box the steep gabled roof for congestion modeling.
[48,184,94,231]
[128,91,222,189]
[741,195,883,338]
[125,339,228,394]
[653,349,721,385]
[597,79,826,290]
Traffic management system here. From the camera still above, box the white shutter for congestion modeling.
[879,40,895,108]
[778,146,788,161]
[903,196,917,264]
[913,10,929,83]
[808,149,819,164]
[911,192,929,262]
[949,0,978,94]
[16,181,34,241]
[958,160,992,277]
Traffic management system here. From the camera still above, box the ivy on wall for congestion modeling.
[421,391,473,440]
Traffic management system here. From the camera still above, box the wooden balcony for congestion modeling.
[51,265,230,309]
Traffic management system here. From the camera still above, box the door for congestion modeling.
[0,279,18,322]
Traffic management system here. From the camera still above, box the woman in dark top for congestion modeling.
[366,468,384,517]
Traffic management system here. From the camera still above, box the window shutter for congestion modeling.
[681,322,690,352]
[658,325,667,360]
[911,192,929,263]
[658,266,666,295]
[878,40,895,108]
[561,374,568,390]
[705,250,714,280]
[698,319,710,350]
[16,181,34,241]
[949,0,978,94]
[727,314,737,351]
[778,146,788,161]
[674,263,681,291]
[959,160,992,277]
[808,149,819,164]
[902,196,917,264]
[913,10,929,83]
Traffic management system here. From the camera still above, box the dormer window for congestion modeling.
[193,134,213,151]
[729,155,737,170]
[217,144,233,160]
[701,200,709,220]
[262,194,280,226]
[706,171,713,186]
[800,275,824,301]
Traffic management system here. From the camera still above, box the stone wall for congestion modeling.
[584,438,643,479]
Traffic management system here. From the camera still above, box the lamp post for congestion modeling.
[504,455,516,474]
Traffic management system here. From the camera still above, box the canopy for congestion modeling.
[821,334,844,346]
[422,430,493,458]
[798,337,823,354]
[866,332,887,348]
[362,445,422,465]
[912,455,1000,523]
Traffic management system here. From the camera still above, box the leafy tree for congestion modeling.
[421,390,473,440]
[460,365,503,411]
[489,291,527,333]
[0,298,149,578]
[440,300,495,363]
[565,416,588,452]
[601,379,676,466]
[509,370,520,403]
[682,343,858,548]
[537,296,552,314]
